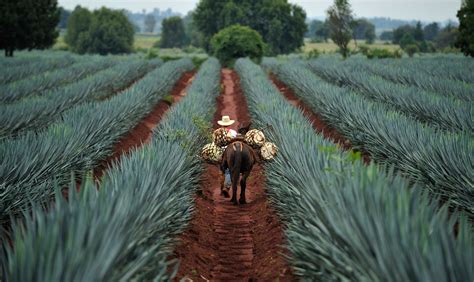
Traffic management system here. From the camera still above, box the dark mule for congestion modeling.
[220,123,257,204]
[221,141,257,204]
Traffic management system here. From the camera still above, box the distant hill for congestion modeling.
[367,17,419,32]
[125,8,181,34]
[307,16,458,35]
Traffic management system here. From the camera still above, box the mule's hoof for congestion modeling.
[222,190,230,198]
[239,198,247,204]
[230,197,238,204]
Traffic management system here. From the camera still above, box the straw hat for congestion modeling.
[217,115,235,126]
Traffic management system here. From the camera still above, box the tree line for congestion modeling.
[308,0,473,58]
[1,0,473,58]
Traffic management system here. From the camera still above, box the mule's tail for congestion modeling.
[231,142,242,184]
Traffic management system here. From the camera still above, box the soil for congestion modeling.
[271,76,371,164]
[270,75,472,232]
[172,69,294,281]
[3,72,196,252]
[93,71,195,181]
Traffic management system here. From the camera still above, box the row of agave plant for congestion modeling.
[0,58,162,139]
[345,57,473,101]
[0,58,193,223]
[298,58,472,134]
[265,60,473,216]
[0,56,117,103]
[1,58,222,281]
[235,58,472,281]
[376,55,474,84]
[0,53,77,84]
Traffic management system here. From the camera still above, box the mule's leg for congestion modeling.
[230,178,238,204]
[239,171,251,204]
[230,171,240,205]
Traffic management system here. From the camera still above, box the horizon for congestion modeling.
[58,0,461,22]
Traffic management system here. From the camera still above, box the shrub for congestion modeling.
[191,57,208,69]
[145,49,159,60]
[357,45,401,59]
[404,44,420,57]
[210,24,264,67]
[366,48,402,59]
[306,49,321,59]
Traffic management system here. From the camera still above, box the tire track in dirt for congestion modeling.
[172,69,293,281]
[93,71,195,181]
[270,76,371,164]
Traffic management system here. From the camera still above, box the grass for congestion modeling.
[53,34,399,58]
[54,34,160,51]
[53,35,68,51]
[304,39,400,53]
[134,33,160,49]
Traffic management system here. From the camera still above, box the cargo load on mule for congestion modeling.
[200,127,278,164]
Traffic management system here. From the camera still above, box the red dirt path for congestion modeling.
[172,69,294,281]
[93,71,195,180]
[271,76,371,164]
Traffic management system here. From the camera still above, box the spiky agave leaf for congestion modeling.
[0,59,162,139]
[1,58,221,281]
[267,60,473,215]
[235,58,473,281]
[0,58,194,223]
[301,59,472,134]
[0,54,77,84]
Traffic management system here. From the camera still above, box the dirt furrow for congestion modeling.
[271,76,371,164]
[93,71,195,181]
[271,76,469,230]
[173,69,293,281]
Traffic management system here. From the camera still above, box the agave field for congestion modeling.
[0,51,472,281]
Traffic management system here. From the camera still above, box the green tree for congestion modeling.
[315,20,331,42]
[327,0,354,58]
[65,6,92,51]
[365,25,376,44]
[221,1,246,27]
[0,0,60,57]
[67,7,134,55]
[307,20,321,37]
[210,24,264,67]
[160,16,187,48]
[352,19,376,44]
[183,12,205,47]
[424,22,440,41]
[380,31,394,41]
[456,0,474,56]
[400,33,416,49]
[144,14,156,33]
[413,21,424,41]
[58,7,71,29]
[308,20,330,42]
[393,25,415,44]
[436,24,459,49]
[393,23,433,53]
[258,1,307,54]
[193,0,307,55]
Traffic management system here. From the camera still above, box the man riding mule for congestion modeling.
[216,116,257,204]
[200,115,277,205]
[215,115,238,197]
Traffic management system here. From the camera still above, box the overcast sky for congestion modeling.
[58,0,461,22]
